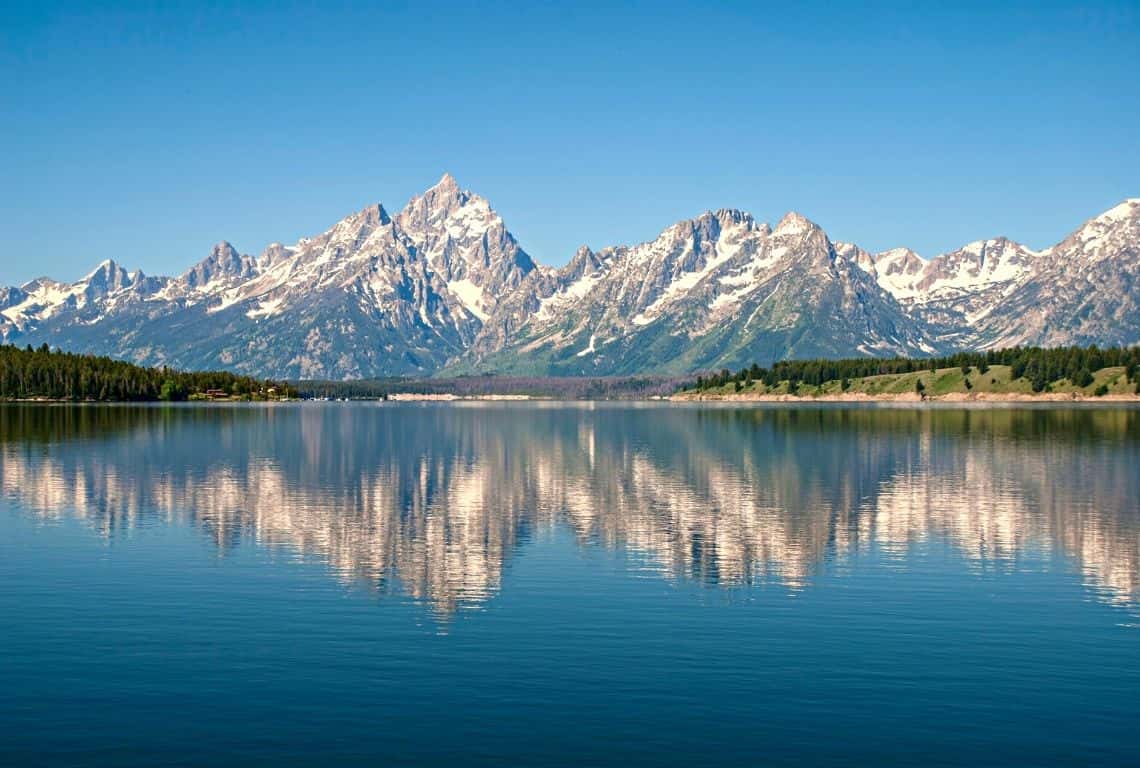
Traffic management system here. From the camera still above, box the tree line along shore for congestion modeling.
[677,346,1140,401]
[3,342,1139,403]
[0,344,298,402]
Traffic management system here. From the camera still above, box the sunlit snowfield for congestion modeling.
[1,403,1138,766]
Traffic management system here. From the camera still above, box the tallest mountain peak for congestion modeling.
[434,171,460,191]
[399,172,478,225]
[9,178,1138,381]
[420,172,463,202]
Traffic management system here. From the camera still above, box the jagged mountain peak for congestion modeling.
[773,211,819,237]
[644,208,763,257]
[398,172,482,225]
[878,246,924,262]
[433,171,460,193]
[1061,198,1140,259]
[964,199,1140,350]
[868,236,1039,308]
[833,242,876,272]
[388,174,535,324]
[0,285,27,309]
[293,203,393,246]
[82,259,134,293]
[709,208,758,227]
[954,236,1024,257]
[5,180,1138,378]
[257,242,294,270]
[464,198,938,375]
[563,244,610,282]
[871,247,926,282]
[344,202,392,228]
[182,241,258,290]
[19,276,64,293]
[84,257,123,277]
[289,202,397,257]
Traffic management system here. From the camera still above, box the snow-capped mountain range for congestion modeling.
[2,174,1138,378]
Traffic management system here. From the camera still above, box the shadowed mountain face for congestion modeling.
[3,403,1137,616]
[2,180,1138,377]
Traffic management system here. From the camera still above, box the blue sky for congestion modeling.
[2,1,1138,285]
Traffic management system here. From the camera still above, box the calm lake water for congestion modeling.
[1,403,1137,766]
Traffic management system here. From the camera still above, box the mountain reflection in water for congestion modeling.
[2,403,1137,615]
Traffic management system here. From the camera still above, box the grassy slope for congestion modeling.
[692,365,1137,398]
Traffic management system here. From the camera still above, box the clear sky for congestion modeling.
[2,1,1138,285]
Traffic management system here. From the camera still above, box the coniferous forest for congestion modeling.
[3,342,1139,401]
[0,344,298,401]
[690,345,1140,394]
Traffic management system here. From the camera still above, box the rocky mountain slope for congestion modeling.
[2,177,1137,378]
[2,175,535,378]
[460,209,933,375]
[839,199,1140,354]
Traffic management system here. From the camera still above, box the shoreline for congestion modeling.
[5,392,1139,405]
[0,398,293,404]
[384,393,532,401]
[670,391,1140,403]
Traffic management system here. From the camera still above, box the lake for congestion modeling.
[1,402,1137,766]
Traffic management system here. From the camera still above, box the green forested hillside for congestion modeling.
[0,344,297,401]
[689,346,1140,397]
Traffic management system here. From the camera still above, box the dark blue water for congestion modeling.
[1,403,1137,766]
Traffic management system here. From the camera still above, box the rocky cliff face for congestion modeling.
[2,174,537,378]
[461,209,932,375]
[846,199,1140,352]
[2,179,1137,379]
[967,200,1140,349]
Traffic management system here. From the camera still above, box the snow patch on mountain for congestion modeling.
[576,333,598,357]
[3,181,1137,378]
[448,278,488,321]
